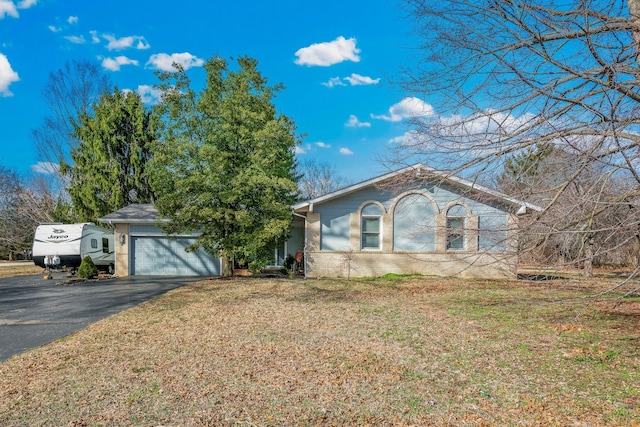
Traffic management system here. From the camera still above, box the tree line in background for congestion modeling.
[497,144,639,276]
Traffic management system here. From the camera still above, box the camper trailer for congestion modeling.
[32,223,115,274]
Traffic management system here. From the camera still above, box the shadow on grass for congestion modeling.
[518,273,567,281]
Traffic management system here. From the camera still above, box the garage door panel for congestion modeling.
[132,237,220,276]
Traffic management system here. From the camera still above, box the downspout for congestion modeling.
[292,210,308,279]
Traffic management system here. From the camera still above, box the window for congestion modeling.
[393,193,435,251]
[446,218,465,250]
[102,237,110,254]
[91,238,98,249]
[446,205,467,250]
[361,203,382,249]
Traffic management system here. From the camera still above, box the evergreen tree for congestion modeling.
[151,56,299,272]
[497,143,555,197]
[77,255,98,279]
[64,89,156,222]
[52,197,76,223]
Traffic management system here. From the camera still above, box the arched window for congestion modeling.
[361,204,382,249]
[446,205,467,250]
[393,194,435,251]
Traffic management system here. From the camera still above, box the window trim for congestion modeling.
[446,217,465,250]
[361,215,381,250]
[360,203,383,250]
[446,204,468,251]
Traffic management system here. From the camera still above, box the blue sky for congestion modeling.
[0,0,433,184]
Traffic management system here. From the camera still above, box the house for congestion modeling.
[99,204,222,276]
[100,163,540,279]
[287,163,542,279]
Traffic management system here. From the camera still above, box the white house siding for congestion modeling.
[479,215,509,252]
[318,186,396,250]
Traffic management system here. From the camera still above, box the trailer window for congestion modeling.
[91,238,98,249]
[102,238,109,254]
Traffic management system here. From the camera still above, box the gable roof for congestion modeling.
[292,163,543,215]
[99,203,167,224]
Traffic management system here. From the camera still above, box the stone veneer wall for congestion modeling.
[304,251,517,279]
[114,223,129,276]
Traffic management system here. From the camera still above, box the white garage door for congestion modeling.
[132,236,221,276]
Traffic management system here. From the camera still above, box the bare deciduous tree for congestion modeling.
[31,59,111,190]
[298,160,350,200]
[0,166,55,260]
[395,0,640,291]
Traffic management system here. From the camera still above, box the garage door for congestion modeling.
[132,236,221,276]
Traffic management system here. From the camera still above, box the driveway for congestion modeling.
[0,274,201,362]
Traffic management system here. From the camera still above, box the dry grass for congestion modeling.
[0,263,42,279]
[0,276,638,426]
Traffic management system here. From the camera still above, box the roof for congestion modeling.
[99,203,168,224]
[292,163,543,215]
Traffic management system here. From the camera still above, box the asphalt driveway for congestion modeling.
[0,274,201,362]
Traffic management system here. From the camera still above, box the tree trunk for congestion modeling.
[584,233,594,278]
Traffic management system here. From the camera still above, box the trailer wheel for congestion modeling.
[107,263,115,275]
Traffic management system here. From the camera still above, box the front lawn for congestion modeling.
[0,263,42,279]
[0,276,638,426]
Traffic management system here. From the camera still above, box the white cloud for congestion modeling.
[344,73,380,86]
[294,146,307,155]
[67,15,78,24]
[31,161,59,175]
[64,35,85,44]
[321,77,346,88]
[103,34,150,51]
[48,24,61,32]
[89,30,100,43]
[339,147,354,155]
[346,114,371,128]
[388,111,540,159]
[0,0,18,18]
[437,110,536,141]
[1,0,35,18]
[101,55,139,71]
[0,53,19,96]
[315,142,331,148]
[388,130,425,146]
[371,97,435,122]
[322,73,380,88]
[295,36,360,67]
[146,52,204,72]
[136,85,162,105]
[17,0,36,8]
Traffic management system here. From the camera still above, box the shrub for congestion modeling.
[284,254,295,271]
[77,256,98,279]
